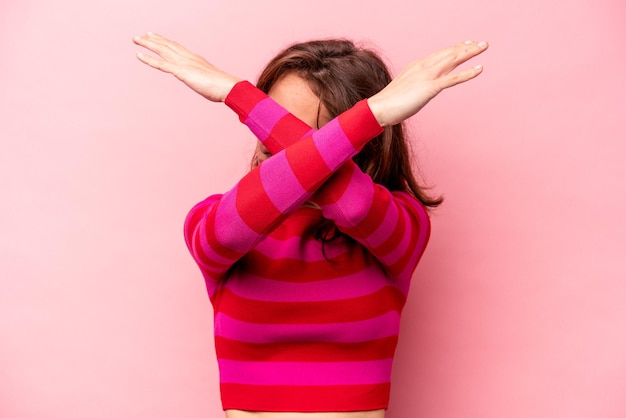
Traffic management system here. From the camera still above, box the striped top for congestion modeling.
[184,81,431,412]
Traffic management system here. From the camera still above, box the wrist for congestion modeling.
[366,95,388,127]
[219,76,242,102]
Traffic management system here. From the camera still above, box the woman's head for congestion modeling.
[255,39,442,208]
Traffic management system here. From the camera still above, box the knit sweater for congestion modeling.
[183,81,431,412]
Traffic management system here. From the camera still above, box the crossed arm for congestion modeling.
[132,33,488,288]
[182,92,388,289]
[224,81,430,279]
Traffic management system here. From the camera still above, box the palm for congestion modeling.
[368,40,488,126]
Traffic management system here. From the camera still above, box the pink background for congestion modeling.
[2,0,625,417]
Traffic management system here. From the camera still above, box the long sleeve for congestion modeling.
[184,83,383,298]
[223,81,430,285]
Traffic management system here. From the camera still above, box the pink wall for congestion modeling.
[2,0,625,417]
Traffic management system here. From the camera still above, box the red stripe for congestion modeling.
[214,286,406,324]
[264,113,311,152]
[372,207,408,257]
[187,203,243,263]
[240,249,371,282]
[252,208,323,240]
[215,335,398,362]
[191,242,232,271]
[337,188,391,240]
[224,81,267,122]
[387,213,423,277]
[311,162,354,205]
[384,195,427,276]
[351,187,391,237]
[220,383,390,412]
[235,168,282,234]
[337,100,384,150]
[285,138,332,191]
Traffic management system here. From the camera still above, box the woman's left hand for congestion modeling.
[132,32,241,102]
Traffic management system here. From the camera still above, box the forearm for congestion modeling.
[225,80,311,152]
[224,80,368,207]
[310,164,431,279]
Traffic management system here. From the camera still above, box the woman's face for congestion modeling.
[252,73,330,166]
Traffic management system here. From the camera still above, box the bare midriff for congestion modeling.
[225,410,386,418]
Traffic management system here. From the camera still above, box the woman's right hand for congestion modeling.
[133,32,241,102]
[367,40,489,126]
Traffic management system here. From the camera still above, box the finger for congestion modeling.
[461,40,489,60]
[133,34,181,62]
[438,64,484,90]
[135,50,174,74]
[144,32,198,60]
[133,34,164,55]
[450,40,489,68]
[428,40,489,77]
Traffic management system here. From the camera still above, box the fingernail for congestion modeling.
[465,40,473,45]
[474,65,483,71]
[478,41,487,48]
[147,31,154,35]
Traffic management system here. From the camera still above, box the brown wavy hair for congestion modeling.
[256,39,442,243]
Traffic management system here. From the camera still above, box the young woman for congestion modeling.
[133,32,488,418]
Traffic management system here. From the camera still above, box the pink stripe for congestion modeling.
[202,270,219,297]
[378,209,413,266]
[213,186,259,252]
[366,200,399,248]
[252,234,347,261]
[259,152,308,212]
[218,358,392,385]
[194,221,238,266]
[396,253,420,295]
[319,171,400,249]
[312,119,357,171]
[414,202,430,253]
[184,200,238,268]
[214,311,400,344]
[223,264,390,302]
[330,170,376,228]
[192,251,229,275]
[395,200,431,294]
[244,98,289,142]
